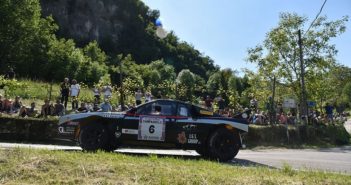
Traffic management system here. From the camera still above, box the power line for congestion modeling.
[304,0,327,36]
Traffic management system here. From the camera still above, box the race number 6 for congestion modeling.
[149,125,155,133]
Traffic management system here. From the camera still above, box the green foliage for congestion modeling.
[247,12,348,109]
[177,69,196,101]
[0,76,28,97]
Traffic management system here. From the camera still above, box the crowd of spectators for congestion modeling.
[0,75,349,124]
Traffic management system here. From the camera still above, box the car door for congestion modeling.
[172,103,204,148]
[122,100,177,146]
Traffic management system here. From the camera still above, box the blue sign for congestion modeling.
[308,101,316,107]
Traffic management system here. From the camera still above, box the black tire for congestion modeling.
[196,146,210,158]
[79,123,109,152]
[208,127,240,162]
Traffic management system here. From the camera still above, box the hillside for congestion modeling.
[40,0,218,78]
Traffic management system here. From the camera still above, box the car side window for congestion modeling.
[177,104,190,117]
[137,101,176,116]
[136,103,153,115]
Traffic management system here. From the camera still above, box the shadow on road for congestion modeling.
[316,146,351,153]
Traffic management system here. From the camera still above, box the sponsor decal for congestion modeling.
[122,129,138,135]
[138,116,166,141]
[199,110,213,116]
[177,131,187,144]
[102,113,124,118]
[58,126,75,134]
[188,133,200,144]
[66,121,79,126]
[182,124,197,130]
[187,139,199,144]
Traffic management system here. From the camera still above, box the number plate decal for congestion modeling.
[138,116,166,141]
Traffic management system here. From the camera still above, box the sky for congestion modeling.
[142,0,351,72]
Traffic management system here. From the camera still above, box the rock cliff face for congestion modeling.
[40,0,139,53]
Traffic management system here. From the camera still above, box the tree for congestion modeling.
[0,0,53,74]
[247,12,348,112]
[177,69,195,101]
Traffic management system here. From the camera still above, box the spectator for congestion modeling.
[77,102,88,113]
[216,96,225,114]
[70,79,80,110]
[92,85,101,103]
[102,84,112,100]
[279,113,288,124]
[135,89,143,105]
[0,94,3,112]
[145,92,152,103]
[41,99,53,117]
[18,106,27,118]
[18,102,38,118]
[27,102,38,117]
[92,103,101,112]
[53,99,65,116]
[12,96,22,113]
[155,91,162,99]
[3,97,13,113]
[204,95,213,110]
[60,78,70,109]
[324,103,334,123]
[250,97,258,110]
[100,99,112,112]
[5,68,15,79]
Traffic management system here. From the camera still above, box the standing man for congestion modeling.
[5,68,15,79]
[60,78,70,109]
[324,103,334,124]
[135,89,143,105]
[70,79,80,110]
[102,84,113,100]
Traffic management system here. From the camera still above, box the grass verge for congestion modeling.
[0,148,350,185]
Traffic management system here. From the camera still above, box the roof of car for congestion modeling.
[138,99,208,110]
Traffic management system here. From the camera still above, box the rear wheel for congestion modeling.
[79,123,109,152]
[196,146,210,158]
[208,127,240,162]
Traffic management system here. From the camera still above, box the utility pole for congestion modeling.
[298,30,308,124]
[119,58,125,111]
[271,75,276,124]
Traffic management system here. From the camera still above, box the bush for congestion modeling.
[0,116,58,141]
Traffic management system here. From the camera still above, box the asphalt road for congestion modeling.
[1,142,350,174]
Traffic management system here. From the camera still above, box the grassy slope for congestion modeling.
[0,149,350,185]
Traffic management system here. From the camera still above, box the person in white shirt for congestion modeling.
[70,79,80,110]
[135,89,143,105]
[102,84,112,100]
[145,92,152,103]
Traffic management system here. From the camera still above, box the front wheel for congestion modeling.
[208,127,240,162]
[79,123,109,152]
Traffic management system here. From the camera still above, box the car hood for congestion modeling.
[59,112,125,125]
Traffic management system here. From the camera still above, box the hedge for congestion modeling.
[0,116,349,146]
[0,116,58,141]
[244,124,350,147]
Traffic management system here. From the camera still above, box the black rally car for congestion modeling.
[58,99,249,161]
